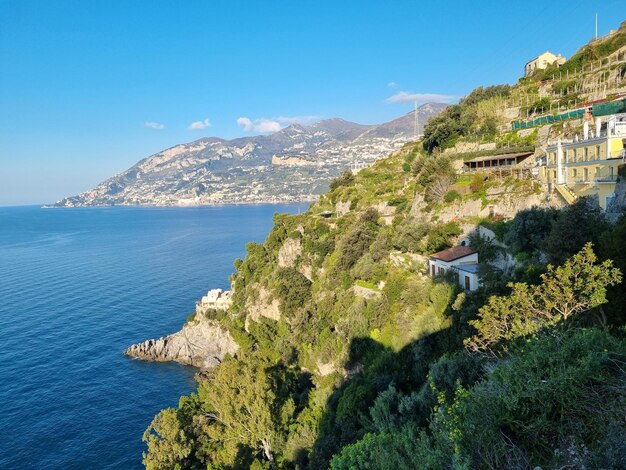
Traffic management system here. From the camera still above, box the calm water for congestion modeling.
[0,204,307,469]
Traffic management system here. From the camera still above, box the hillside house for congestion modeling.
[428,245,480,291]
[525,51,566,76]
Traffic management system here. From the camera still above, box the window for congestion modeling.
[584,147,589,160]
[574,148,578,161]
[431,265,435,277]
[584,168,588,181]
[573,168,577,178]
[610,166,615,179]
[596,145,601,159]
[438,267,445,275]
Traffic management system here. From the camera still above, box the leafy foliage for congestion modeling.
[503,206,557,255]
[329,171,354,191]
[465,243,621,353]
[422,84,512,153]
[425,221,461,253]
[544,197,609,263]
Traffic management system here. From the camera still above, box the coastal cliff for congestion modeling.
[124,313,238,369]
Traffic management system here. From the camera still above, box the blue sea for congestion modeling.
[0,204,307,469]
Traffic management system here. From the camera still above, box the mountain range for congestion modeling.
[52,103,446,207]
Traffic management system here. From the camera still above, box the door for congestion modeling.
[464,275,471,290]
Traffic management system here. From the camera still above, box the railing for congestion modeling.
[554,184,577,204]
[571,175,618,184]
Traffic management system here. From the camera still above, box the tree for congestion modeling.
[426,222,461,253]
[197,358,298,465]
[544,197,608,263]
[503,206,557,254]
[337,210,379,270]
[143,409,193,470]
[330,171,355,191]
[465,243,621,354]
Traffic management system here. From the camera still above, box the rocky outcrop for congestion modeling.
[436,189,550,222]
[278,238,302,268]
[376,202,396,225]
[335,201,351,217]
[353,284,382,299]
[124,314,238,369]
[246,285,281,322]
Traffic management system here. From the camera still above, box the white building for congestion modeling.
[428,245,480,291]
[196,288,232,313]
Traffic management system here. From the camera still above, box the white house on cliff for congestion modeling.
[428,245,480,291]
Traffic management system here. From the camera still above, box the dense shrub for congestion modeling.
[425,222,461,253]
[442,329,626,468]
[504,206,557,254]
[544,197,609,263]
[337,210,380,270]
[329,171,355,191]
[443,190,461,203]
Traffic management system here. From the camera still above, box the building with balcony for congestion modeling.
[540,113,626,209]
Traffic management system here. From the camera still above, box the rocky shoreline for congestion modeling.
[124,313,238,369]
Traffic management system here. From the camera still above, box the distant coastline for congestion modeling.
[42,197,318,209]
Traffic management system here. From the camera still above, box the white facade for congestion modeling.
[455,265,480,291]
[196,288,232,313]
[428,251,479,291]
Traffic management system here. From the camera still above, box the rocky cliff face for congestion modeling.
[124,314,238,369]
[52,104,446,207]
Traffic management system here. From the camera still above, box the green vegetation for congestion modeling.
[422,85,512,153]
[139,26,626,466]
[141,140,626,468]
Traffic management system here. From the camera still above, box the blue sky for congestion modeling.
[0,0,623,205]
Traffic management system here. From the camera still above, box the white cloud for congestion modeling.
[144,121,165,130]
[236,115,322,134]
[189,118,211,130]
[236,117,254,132]
[255,119,282,133]
[385,91,455,104]
[387,81,398,89]
[237,117,285,133]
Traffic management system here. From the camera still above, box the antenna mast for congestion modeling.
[414,101,419,138]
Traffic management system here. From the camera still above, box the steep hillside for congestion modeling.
[52,104,446,207]
[131,133,626,469]
[131,27,626,470]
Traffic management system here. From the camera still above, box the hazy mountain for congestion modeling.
[53,103,446,207]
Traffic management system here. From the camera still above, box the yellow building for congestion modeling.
[541,114,626,209]
[525,51,566,76]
